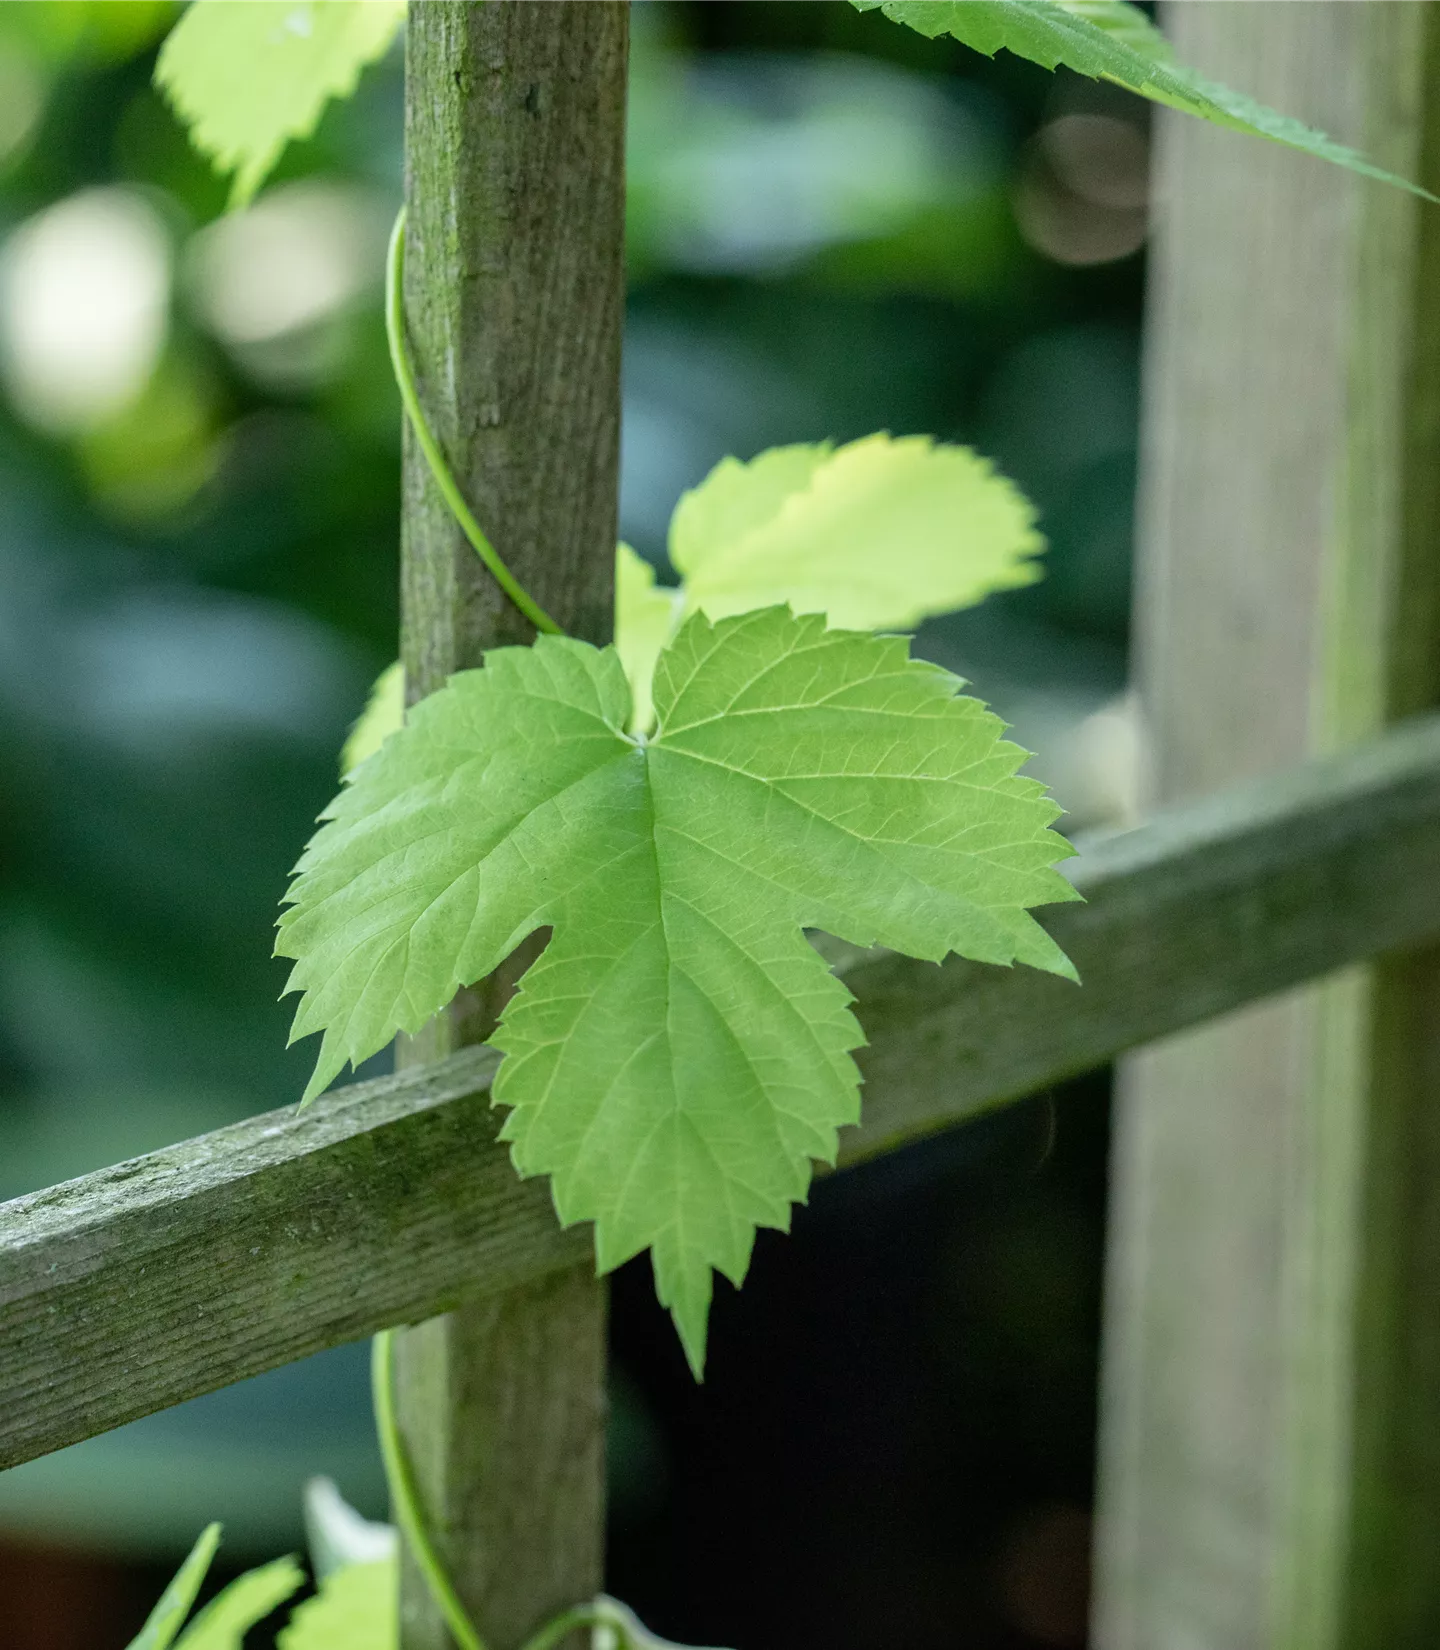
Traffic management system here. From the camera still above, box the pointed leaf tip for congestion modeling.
[126,1525,223,1650]
[854,0,1433,199]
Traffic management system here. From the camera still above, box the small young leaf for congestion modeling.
[612,434,1045,728]
[670,433,1043,632]
[279,608,1076,1371]
[853,0,1431,197]
[278,1558,397,1650]
[175,1556,305,1650]
[156,0,406,208]
[342,660,405,778]
[127,1525,222,1650]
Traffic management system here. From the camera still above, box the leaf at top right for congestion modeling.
[854,0,1432,199]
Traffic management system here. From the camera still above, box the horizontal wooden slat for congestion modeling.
[843,708,1440,1160]
[5,711,1440,1469]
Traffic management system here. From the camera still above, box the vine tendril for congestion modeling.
[371,1329,489,1650]
[385,209,564,638]
[520,1604,610,1650]
[373,1329,640,1650]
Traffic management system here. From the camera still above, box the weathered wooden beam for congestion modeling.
[1093,10,1440,1649]
[3,710,1440,1473]
[395,5,626,1646]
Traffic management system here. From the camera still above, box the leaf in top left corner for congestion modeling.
[156,0,406,208]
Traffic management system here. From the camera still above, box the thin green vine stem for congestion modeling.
[385,208,564,638]
[371,1329,490,1650]
[517,1603,618,1650]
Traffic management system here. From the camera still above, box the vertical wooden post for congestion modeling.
[395,5,628,1647]
[1093,5,1440,1648]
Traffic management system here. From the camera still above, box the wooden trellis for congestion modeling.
[1,5,1438,1648]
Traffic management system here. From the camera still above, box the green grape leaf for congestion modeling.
[853,0,1432,197]
[278,1558,397,1650]
[127,1525,222,1650]
[176,1557,305,1650]
[156,0,406,208]
[342,660,405,778]
[670,433,1044,632]
[616,543,682,735]
[278,608,1076,1372]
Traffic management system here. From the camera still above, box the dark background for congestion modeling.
[0,4,1148,1645]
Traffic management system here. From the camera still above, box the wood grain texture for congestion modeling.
[400,1,623,681]
[5,713,1440,1475]
[397,1271,606,1650]
[0,1045,582,1470]
[395,5,626,1646]
[1093,9,1440,1649]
